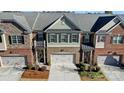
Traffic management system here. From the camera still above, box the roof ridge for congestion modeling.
[32,12,40,30]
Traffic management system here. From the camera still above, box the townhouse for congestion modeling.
[0,12,124,67]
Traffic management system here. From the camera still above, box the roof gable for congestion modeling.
[91,16,115,32]
[45,15,80,32]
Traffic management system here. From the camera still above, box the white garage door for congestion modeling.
[51,54,74,65]
[97,55,120,66]
[1,56,26,67]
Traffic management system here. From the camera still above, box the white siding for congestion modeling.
[48,18,72,30]
[99,19,116,31]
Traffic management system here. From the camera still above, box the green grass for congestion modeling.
[79,71,105,79]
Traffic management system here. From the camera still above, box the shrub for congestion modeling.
[23,67,29,70]
[41,66,47,71]
[47,61,51,65]
[80,71,88,76]
[92,66,100,72]
[27,64,33,70]
[31,67,35,70]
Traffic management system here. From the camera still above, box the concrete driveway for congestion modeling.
[0,67,24,81]
[48,62,80,81]
[98,62,124,81]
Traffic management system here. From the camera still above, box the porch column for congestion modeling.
[0,57,3,67]
[35,49,39,65]
[90,50,93,72]
[43,40,46,64]
[82,51,84,63]
[34,40,39,65]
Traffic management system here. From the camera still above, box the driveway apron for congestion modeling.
[48,62,80,81]
[0,67,24,81]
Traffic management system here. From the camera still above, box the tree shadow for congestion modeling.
[104,55,121,67]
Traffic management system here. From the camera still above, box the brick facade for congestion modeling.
[94,24,124,65]
[0,23,34,65]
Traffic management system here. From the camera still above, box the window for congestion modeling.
[83,34,90,43]
[61,34,68,43]
[11,35,24,44]
[97,35,105,42]
[71,34,79,43]
[0,35,2,43]
[49,34,57,43]
[37,33,43,41]
[112,36,123,44]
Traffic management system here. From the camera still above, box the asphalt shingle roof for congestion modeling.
[0,12,124,33]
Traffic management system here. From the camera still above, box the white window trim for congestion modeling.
[97,35,105,42]
[49,33,57,43]
[112,34,123,44]
[11,35,23,44]
[60,33,68,43]
[71,33,79,43]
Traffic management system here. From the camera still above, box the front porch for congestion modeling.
[81,45,94,65]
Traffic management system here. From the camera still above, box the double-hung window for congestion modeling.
[49,34,57,43]
[61,33,68,43]
[97,35,105,42]
[71,34,79,43]
[112,36,123,44]
[11,35,24,44]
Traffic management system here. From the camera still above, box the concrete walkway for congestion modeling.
[0,67,24,81]
[48,63,80,81]
[98,63,124,81]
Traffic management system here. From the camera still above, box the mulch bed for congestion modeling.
[21,70,49,80]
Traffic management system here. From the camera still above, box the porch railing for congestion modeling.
[34,40,44,47]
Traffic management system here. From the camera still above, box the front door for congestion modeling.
[83,51,91,64]
[37,49,44,63]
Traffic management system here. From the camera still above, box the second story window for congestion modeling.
[11,35,24,44]
[71,34,79,43]
[37,33,43,41]
[83,34,90,43]
[49,34,57,43]
[0,35,2,43]
[112,36,124,44]
[97,35,105,42]
[60,34,68,43]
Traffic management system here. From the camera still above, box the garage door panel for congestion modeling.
[1,56,26,67]
[51,54,74,65]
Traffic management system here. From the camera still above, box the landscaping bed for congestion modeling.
[21,70,49,80]
[78,63,108,81]
[79,71,107,81]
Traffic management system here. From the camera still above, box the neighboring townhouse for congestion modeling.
[0,11,124,67]
[0,13,34,67]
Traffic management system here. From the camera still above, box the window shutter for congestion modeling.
[110,36,113,44]
[59,33,61,42]
[8,36,12,44]
[123,36,124,43]
[48,34,50,43]
[22,36,24,44]
[70,33,72,43]
[0,35,2,43]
